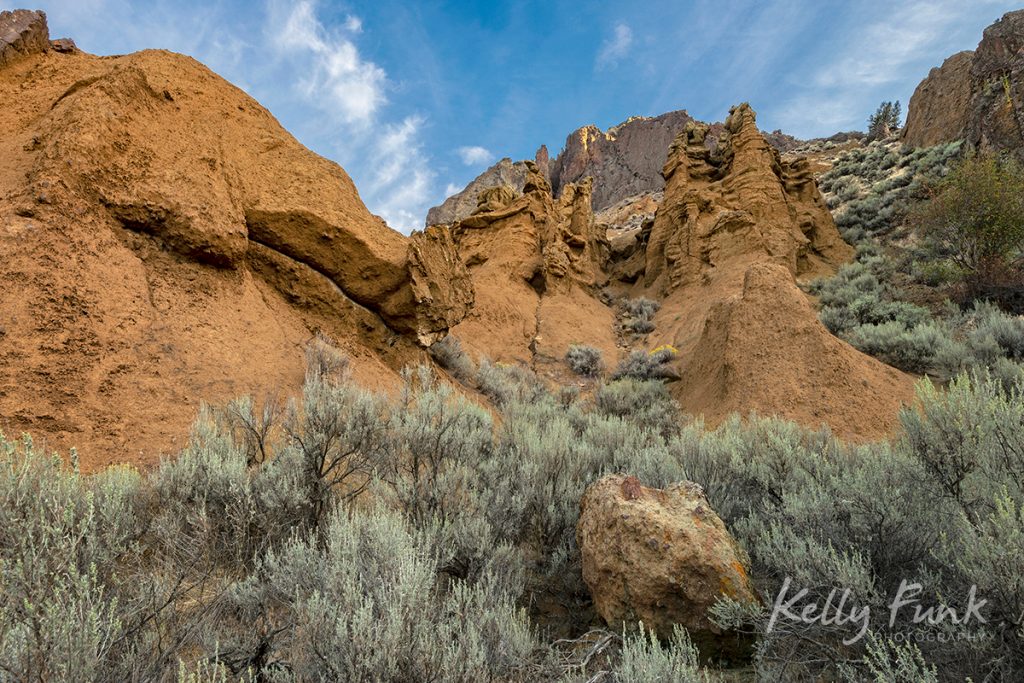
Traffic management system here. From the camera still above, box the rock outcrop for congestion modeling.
[0,27,469,467]
[902,51,974,148]
[642,104,853,295]
[446,163,617,366]
[549,110,694,210]
[903,10,1024,157]
[426,157,531,226]
[0,9,49,68]
[967,10,1024,157]
[624,104,916,441]
[577,474,758,658]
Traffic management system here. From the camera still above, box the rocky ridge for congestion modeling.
[903,9,1024,157]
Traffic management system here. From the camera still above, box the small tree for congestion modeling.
[867,100,901,140]
[914,153,1024,295]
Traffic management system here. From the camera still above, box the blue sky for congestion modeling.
[9,0,1020,231]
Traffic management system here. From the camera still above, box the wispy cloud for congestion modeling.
[265,1,433,232]
[457,145,493,166]
[814,1,963,89]
[343,15,362,33]
[367,115,435,230]
[596,23,633,69]
[771,0,1016,137]
[271,1,385,126]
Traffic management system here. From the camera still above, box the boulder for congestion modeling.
[0,9,49,68]
[577,474,758,658]
[50,37,78,53]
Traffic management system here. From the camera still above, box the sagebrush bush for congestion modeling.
[227,505,539,683]
[429,334,476,381]
[565,344,604,377]
[609,626,711,683]
[2,344,1024,680]
[621,297,660,334]
[611,346,677,381]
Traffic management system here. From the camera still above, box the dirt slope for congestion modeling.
[0,15,470,469]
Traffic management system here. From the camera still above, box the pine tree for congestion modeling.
[867,100,901,141]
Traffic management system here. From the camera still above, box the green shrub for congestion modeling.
[842,321,945,373]
[914,153,1024,292]
[621,297,660,334]
[3,348,1024,680]
[611,346,677,381]
[608,626,712,683]
[229,505,539,682]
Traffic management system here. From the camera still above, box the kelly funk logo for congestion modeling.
[767,577,990,645]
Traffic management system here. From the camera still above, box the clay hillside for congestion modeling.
[0,7,956,468]
[0,10,473,469]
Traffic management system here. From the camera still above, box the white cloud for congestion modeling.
[265,1,434,232]
[365,116,435,232]
[444,183,462,198]
[456,145,493,166]
[272,1,385,125]
[596,23,633,68]
[343,15,362,33]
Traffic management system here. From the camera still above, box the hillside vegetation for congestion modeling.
[2,339,1022,681]
[809,141,1024,386]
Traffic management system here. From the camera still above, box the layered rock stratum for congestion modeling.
[903,9,1024,156]
[0,15,470,468]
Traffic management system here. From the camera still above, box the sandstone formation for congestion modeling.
[577,474,758,658]
[619,104,916,441]
[446,163,617,367]
[549,110,694,210]
[642,104,853,295]
[0,26,469,468]
[0,9,49,68]
[903,10,1024,157]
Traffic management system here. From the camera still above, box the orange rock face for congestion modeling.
[448,163,617,367]
[0,39,469,468]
